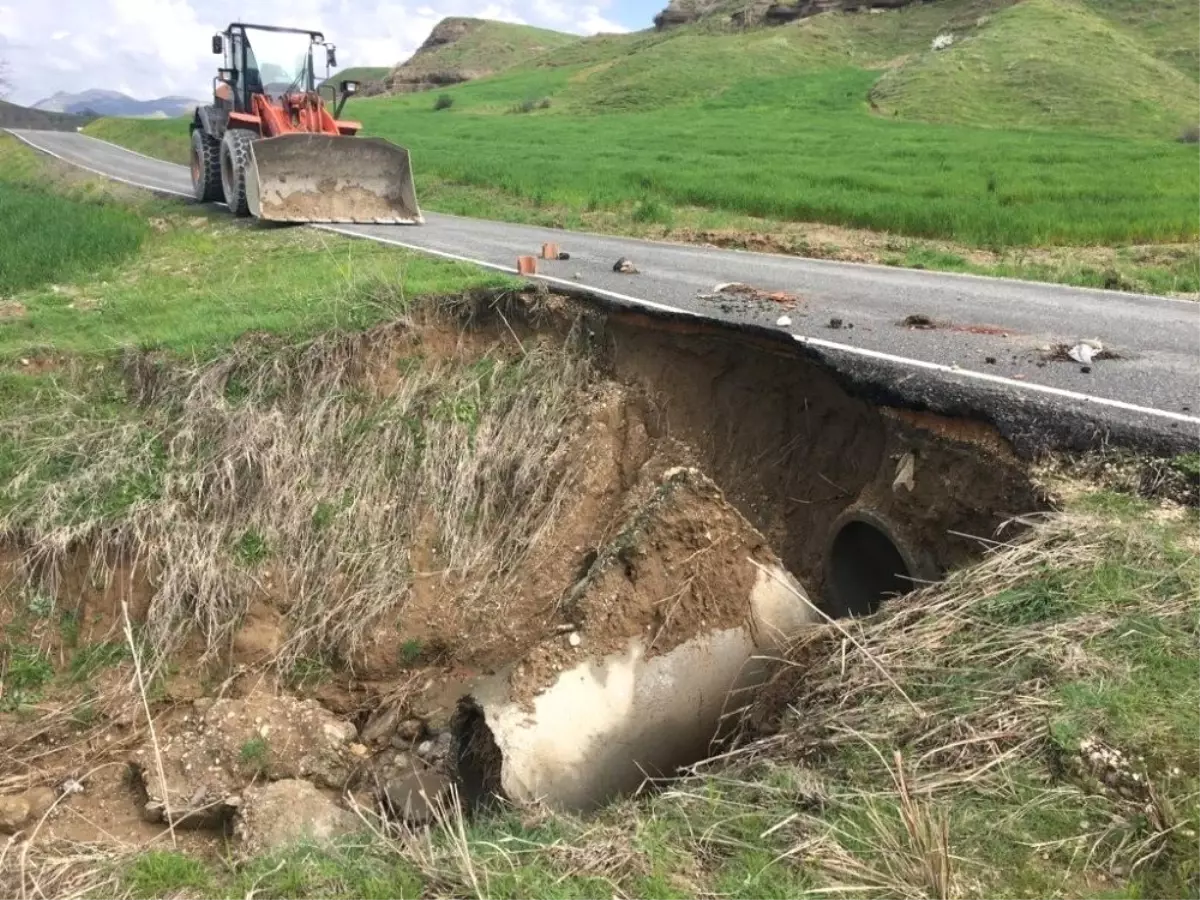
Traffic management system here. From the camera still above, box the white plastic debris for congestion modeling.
[58,778,85,796]
[1067,339,1103,365]
[893,452,916,493]
[776,315,792,327]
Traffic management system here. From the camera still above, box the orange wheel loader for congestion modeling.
[190,23,422,224]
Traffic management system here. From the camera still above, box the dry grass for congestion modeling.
[0,293,594,674]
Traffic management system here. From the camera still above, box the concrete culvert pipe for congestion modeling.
[449,467,821,812]
[451,560,817,812]
[823,509,934,619]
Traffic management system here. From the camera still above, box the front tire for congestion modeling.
[220,129,256,217]
[190,128,222,203]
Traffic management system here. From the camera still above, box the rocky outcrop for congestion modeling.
[656,0,925,30]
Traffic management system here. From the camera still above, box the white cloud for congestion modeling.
[1,0,631,105]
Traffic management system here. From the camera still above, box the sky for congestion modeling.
[0,0,653,105]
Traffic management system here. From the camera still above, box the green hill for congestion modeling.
[321,67,391,91]
[379,18,580,93]
[870,0,1200,140]
[0,99,93,131]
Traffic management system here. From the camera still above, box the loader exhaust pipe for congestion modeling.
[245,134,423,225]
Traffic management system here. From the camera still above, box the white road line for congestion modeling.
[7,129,194,198]
[11,129,1200,430]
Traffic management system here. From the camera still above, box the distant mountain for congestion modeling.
[32,89,201,118]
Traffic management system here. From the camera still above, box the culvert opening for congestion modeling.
[826,518,913,618]
[451,697,505,811]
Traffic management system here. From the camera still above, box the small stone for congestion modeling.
[1080,365,1092,374]
[394,718,426,745]
[827,317,843,329]
[348,743,370,758]
[612,257,638,274]
[0,788,55,834]
[557,251,570,261]
[567,632,582,648]
[236,780,357,854]
[775,315,792,327]
[383,770,450,825]
[984,356,997,365]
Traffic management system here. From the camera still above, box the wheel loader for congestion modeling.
[190,23,422,224]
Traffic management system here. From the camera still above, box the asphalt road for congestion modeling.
[9,128,1199,454]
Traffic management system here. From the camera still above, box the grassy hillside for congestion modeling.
[79,0,1200,292]
[872,0,1200,140]
[384,18,580,89]
[1082,0,1200,79]
[83,116,190,165]
[321,66,390,88]
[0,99,92,131]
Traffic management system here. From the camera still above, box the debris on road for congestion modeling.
[558,251,571,261]
[707,282,800,307]
[985,356,997,365]
[517,256,538,275]
[827,317,852,330]
[1044,340,1119,364]
[776,315,792,327]
[1067,340,1102,364]
[613,257,639,274]
[541,243,559,260]
[900,315,1010,337]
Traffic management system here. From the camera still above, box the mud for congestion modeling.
[0,287,1047,862]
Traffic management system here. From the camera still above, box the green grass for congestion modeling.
[0,180,146,293]
[322,66,391,88]
[872,0,1200,140]
[348,65,1197,247]
[80,0,1199,252]
[0,135,510,362]
[83,116,191,165]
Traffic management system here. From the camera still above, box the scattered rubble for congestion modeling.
[698,282,801,314]
[129,695,359,829]
[1042,340,1120,364]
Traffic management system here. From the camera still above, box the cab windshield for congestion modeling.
[243,29,316,96]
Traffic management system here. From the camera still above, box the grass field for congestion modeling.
[0,181,146,294]
[0,134,508,362]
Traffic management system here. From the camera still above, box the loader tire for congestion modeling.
[190,129,222,203]
[220,128,256,217]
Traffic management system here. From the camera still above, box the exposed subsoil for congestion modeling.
[0,286,1048,876]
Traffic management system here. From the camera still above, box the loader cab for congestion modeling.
[213,23,329,114]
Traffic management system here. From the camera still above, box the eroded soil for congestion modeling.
[0,287,1047,877]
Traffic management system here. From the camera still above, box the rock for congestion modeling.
[567,631,582,648]
[130,694,360,830]
[361,703,404,746]
[415,731,453,765]
[612,257,639,274]
[0,787,57,834]
[236,780,359,854]
[383,769,451,825]
[557,251,571,261]
[394,718,427,745]
[827,317,844,329]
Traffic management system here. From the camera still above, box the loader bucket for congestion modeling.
[245,134,423,225]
